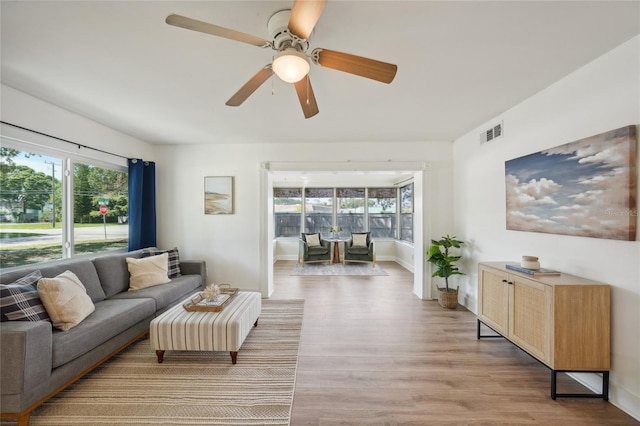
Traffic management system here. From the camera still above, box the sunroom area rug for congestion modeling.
[290,262,387,276]
[25,299,304,426]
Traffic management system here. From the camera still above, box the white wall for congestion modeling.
[453,36,640,419]
[0,84,155,162]
[154,142,452,298]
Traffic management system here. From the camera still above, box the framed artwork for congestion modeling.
[505,125,637,241]
[204,176,234,214]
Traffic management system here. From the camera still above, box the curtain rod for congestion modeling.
[1,120,131,161]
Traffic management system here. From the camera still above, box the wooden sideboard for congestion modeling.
[477,261,610,400]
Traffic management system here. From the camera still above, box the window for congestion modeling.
[0,145,128,269]
[274,188,302,238]
[368,188,397,238]
[73,161,128,256]
[273,185,413,243]
[336,188,365,235]
[304,188,333,234]
[400,183,414,242]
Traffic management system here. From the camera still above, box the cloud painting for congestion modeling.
[505,125,637,241]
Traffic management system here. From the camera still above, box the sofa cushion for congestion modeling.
[38,271,95,331]
[0,270,50,322]
[142,247,182,278]
[109,274,202,312]
[92,250,144,298]
[1,259,106,303]
[127,253,171,291]
[51,298,155,368]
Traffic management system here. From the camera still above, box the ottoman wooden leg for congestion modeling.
[156,350,165,363]
[230,351,238,364]
[254,318,259,327]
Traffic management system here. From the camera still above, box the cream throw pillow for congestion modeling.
[126,253,171,291]
[305,233,321,247]
[37,270,95,331]
[353,234,368,247]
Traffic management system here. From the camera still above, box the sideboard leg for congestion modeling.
[603,371,609,401]
[551,370,557,400]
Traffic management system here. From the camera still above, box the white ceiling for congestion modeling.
[2,1,639,148]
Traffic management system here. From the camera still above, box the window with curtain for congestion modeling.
[274,188,302,238]
[304,188,333,234]
[0,144,128,269]
[336,187,365,236]
[368,187,397,238]
[400,183,414,242]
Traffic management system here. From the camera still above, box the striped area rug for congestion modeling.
[27,299,304,425]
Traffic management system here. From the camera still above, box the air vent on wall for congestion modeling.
[480,121,504,144]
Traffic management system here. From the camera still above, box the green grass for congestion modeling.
[0,222,125,230]
[0,239,128,269]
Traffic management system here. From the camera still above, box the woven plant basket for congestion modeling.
[437,287,458,309]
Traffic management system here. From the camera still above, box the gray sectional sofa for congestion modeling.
[0,248,206,426]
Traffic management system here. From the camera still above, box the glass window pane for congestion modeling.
[400,183,413,242]
[274,188,302,238]
[304,188,332,234]
[0,148,64,268]
[400,183,413,214]
[337,188,365,235]
[368,187,397,238]
[73,162,128,256]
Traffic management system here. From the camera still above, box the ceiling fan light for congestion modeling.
[273,49,310,83]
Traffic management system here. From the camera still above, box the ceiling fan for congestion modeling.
[165,0,397,119]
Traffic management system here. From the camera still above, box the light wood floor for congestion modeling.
[271,260,638,425]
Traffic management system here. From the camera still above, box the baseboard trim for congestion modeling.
[567,372,640,421]
[394,256,414,272]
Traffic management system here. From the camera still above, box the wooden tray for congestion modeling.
[183,285,238,312]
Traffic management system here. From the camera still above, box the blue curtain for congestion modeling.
[128,159,156,250]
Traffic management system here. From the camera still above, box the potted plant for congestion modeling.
[426,235,465,309]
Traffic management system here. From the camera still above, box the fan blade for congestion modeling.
[288,0,327,40]
[166,14,272,48]
[226,65,274,106]
[314,48,397,84]
[294,75,319,119]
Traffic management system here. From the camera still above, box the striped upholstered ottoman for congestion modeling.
[150,291,261,364]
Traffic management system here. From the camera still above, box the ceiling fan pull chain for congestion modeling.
[306,75,310,105]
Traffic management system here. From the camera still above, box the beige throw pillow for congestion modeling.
[126,253,171,291]
[352,234,368,247]
[305,233,321,247]
[37,270,95,331]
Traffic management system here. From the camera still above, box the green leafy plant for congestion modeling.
[426,235,465,293]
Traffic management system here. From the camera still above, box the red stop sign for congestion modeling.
[100,204,108,215]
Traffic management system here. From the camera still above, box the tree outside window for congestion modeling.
[0,145,128,269]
